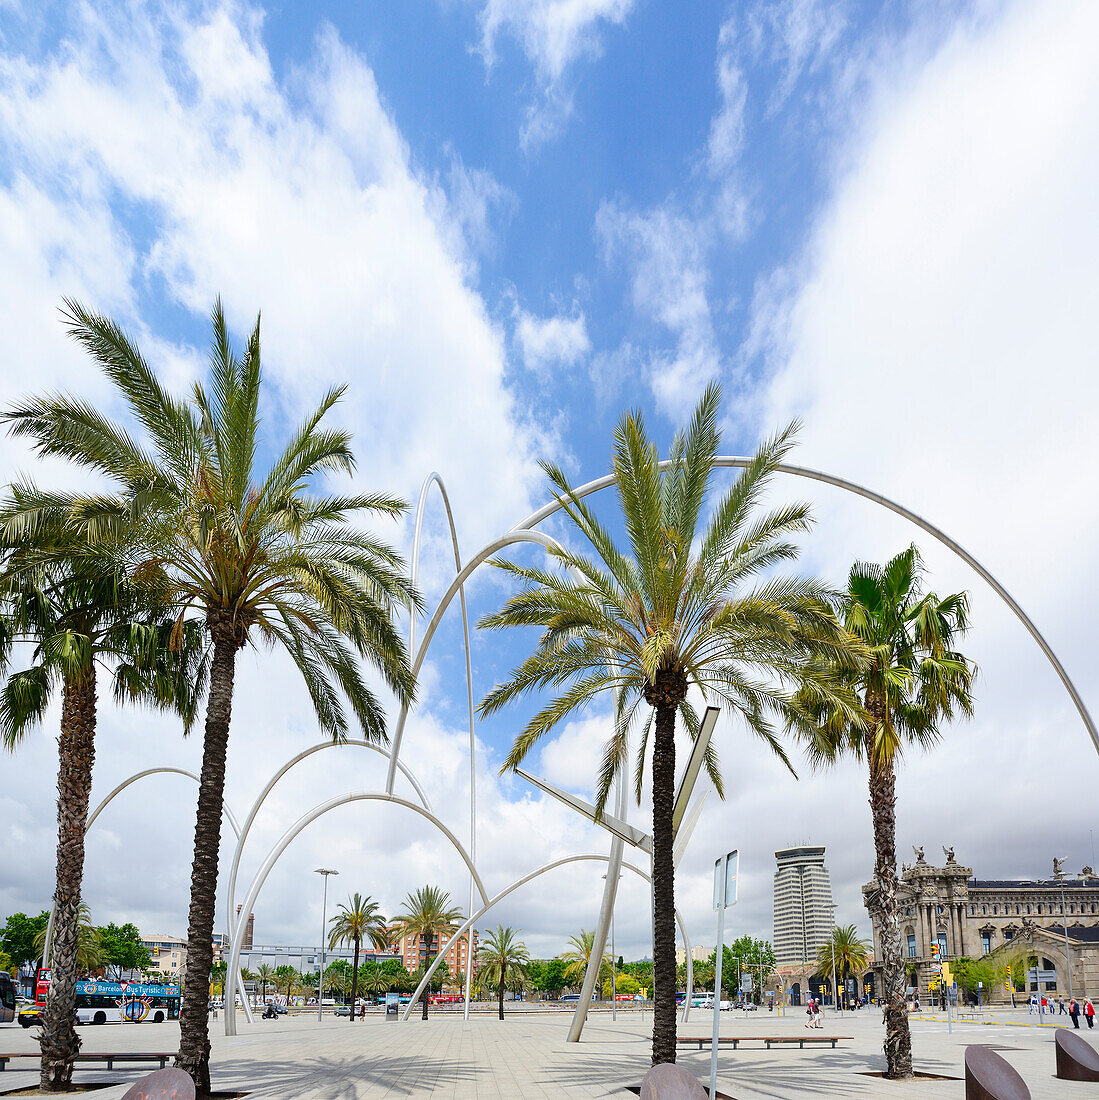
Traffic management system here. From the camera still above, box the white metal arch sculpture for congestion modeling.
[223,791,488,1035]
[378,455,1096,1042]
[514,458,1099,754]
[409,473,478,1017]
[209,452,1092,1044]
[225,738,431,953]
[43,767,254,1025]
[401,853,696,1022]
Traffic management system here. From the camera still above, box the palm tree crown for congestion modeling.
[794,544,974,1079]
[477,384,865,1063]
[560,930,611,987]
[477,926,531,1019]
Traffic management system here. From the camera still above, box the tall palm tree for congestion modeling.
[815,925,869,1008]
[6,300,419,1094]
[560,930,611,994]
[255,964,276,1004]
[392,886,463,1020]
[477,385,865,1063]
[0,510,202,1092]
[328,894,387,1022]
[477,926,531,1020]
[794,546,973,1078]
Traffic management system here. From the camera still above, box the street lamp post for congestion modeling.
[829,903,839,1015]
[315,868,338,1021]
[1054,858,1073,1000]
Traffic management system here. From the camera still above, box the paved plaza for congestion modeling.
[1,1007,1096,1097]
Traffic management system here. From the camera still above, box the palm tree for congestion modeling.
[477,385,865,1063]
[815,925,869,1009]
[0,508,202,1092]
[477,926,531,1020]
[6,300,419,1094]
[328,894,387,1022]
[560,930,611,995]
[794,546,973,1078]
[255,964,276,1004]
[327,969,349,1005]
[392,886,463,1020]
[361,967,389,1000]
[33,904,102,976]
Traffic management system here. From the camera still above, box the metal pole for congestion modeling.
[710,859,726,1100]
[315,868,337,1022]
[611,906,616,1022]
[1056,865,1073,1000]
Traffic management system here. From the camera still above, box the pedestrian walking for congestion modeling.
[1058,996,1066,1015]
[1069,998,1080,1028]
[1028,993,1037,1015]
[1085,998,1095,1028]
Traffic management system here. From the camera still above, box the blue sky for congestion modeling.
[1,0,1098,964]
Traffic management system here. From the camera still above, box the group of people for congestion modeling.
[1028,993,1094,1028]
[802,998,825,1029]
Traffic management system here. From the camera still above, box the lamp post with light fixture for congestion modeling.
[1053,858,1073,1000]
[315,868,338,1021]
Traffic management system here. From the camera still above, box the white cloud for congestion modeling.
[515,307,590,375]
[596,200,722,418]
[0,5,544,564]
[743,0,1099,929]
[747,0,850,111]
[708,16,748,174]
[473,0,634,149]
[477,0,633,82]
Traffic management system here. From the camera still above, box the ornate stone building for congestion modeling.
[864,848,1099,1002]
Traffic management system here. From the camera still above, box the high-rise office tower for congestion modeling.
[773,846,834,966]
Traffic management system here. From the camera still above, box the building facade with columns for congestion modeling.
[864,847,1099,1002]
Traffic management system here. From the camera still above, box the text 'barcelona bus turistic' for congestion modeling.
[25,969,180,1026]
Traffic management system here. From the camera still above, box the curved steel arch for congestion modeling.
[225,739,431,952]
[44,767,254,1025]
[409,473,478,1019]
[401,854,695,1024]
[223,791,489,1035]
[385,528,565,792]
[513,457,1098,757]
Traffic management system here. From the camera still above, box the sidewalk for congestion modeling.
[1,1008,1096,1097]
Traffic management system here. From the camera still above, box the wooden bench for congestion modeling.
[677,1036,850,1051]
[0,1053,173,1072]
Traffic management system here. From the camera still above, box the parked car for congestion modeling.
[334,1004,353,1016]
[18,1005,42,1028]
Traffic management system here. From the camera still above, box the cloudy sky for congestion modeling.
[1,0,1097,966]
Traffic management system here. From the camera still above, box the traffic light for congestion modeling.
[930,942,939,959]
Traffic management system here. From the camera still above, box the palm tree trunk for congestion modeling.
[650,686,681,1065]
[349,938,360,1023]
[421,934,432,1020]
[868,745,913,1078]
[498,976,504,1020]
[177,628,239,1097]
[39,667,96,1093]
